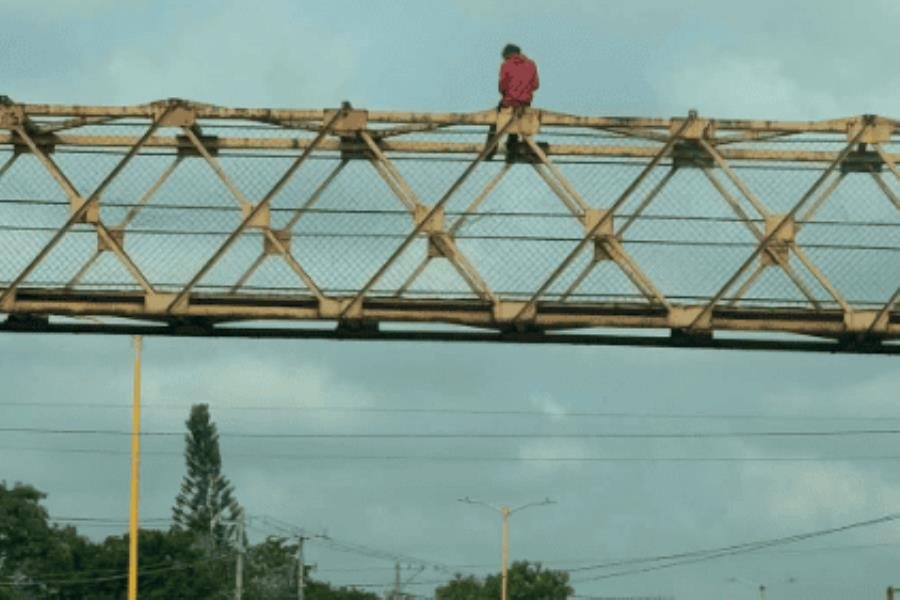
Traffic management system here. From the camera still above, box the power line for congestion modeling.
[0,225,895,251]
[256,515,456,575]
[0,552,233,588]
[7,445,900,464]
[4,426,900,439]
[571,512,900,582]
[52,516,172,525]
[4,401,900,423]
[20,511,900,592]
[43,512,900,575]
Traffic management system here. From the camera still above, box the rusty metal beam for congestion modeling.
[340,114,520,319]
[16,102,896,136]
[0,103,896,354]
[616,166,677,238]
[687,124,871,331]
[0,152,17,180]
[229,159,349,294]
[876,143,900,181]
[1,316,895,355]
[166,108,346,310]
[394,163,511,297]
[524,136,590,215]
[0,106,173,307]
[871,170,900,210]
[797,172,846,225]
[700,167,822,309]
[512,116,695,323]
[2,292,897,343]
[3,132,897,164]
[867,288,899,337]
[66,156,184,289]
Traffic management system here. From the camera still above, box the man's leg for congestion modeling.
[485,122,497,160]
[485,101,504,160]
[505,103,528,160]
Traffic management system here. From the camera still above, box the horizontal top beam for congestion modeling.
[2,132,896,163]
[3,98,898,134]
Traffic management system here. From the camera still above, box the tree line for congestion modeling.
[1,404,572,599]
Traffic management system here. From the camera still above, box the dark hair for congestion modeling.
[502,44,521,58]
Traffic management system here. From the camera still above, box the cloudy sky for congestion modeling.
[1,1,899,598]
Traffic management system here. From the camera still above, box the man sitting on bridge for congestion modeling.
[486,43,540,160]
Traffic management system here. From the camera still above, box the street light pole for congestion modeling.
[458,497,555,600]
[127,336,142,600]
[500,506,510,600]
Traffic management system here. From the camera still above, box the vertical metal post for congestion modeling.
[127,335,143,600]
[297,536,305,600]
[235,508,245,600]
[501,506,510,600]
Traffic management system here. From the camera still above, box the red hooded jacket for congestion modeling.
[499,53,539,107]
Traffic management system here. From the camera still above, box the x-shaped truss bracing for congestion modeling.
[0,100,896,353]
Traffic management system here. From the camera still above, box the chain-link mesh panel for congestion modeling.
[0,105,897,342]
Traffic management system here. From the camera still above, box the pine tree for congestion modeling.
[172,403,241,545]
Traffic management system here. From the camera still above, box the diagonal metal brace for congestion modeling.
[687,123,872,331]
[340,114,520,319]
[511,115,696,323]
[166,108,347,311]
[0,106,175,307]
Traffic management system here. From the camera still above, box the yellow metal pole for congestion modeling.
[500,506,510,600]
[128,335,143,600]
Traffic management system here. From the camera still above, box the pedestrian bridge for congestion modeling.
[0,98,897,353]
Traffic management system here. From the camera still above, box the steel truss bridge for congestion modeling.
[0,98,897,353]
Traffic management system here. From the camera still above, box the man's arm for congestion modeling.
[531,60,540,91]
[499,61,510,95]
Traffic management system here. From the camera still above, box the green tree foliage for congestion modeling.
[2,480,410,599]
[172,403,242,545]
[0,481,227,600]
[436,561,573,600]
[434,574,485,600]
[0,483,99,600]
[0,482,56,594]
[35,529,227,600]
[241,537,379,600]
[243,536,297,599]
[304,580,381,600]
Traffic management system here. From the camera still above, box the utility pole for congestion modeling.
[393,561,401,600]
[297,536,306,600]
[127,336,143,600]
[500,506,510,600]
[288,530,325,600]
[235,508,245,600]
